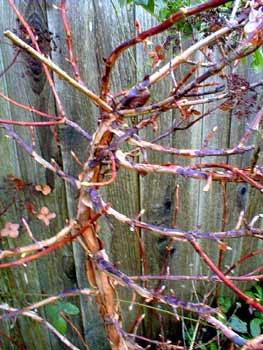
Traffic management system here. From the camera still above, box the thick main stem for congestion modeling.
[76,117,126,350]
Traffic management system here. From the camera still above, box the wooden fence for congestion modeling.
[0,1,262,349]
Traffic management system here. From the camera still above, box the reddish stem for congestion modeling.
[81,152,117,188]
[0,230,82,269]
[0,203,111,269]
[60,312,91,350]
[246,265,263,276]
[216,181,228,303]
[189,238,263,313]
[8,0,65,117]
[0,48,21,79]
[0,92,60,120]
[0,327,26,350]
[224,248,263,276]
[133,225,148,286]
[100,0,231,99]
[59,0,84,84]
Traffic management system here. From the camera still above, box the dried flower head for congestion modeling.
[37,206,56,226]
[0,222,20,238]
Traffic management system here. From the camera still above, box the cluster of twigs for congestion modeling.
[0,0,263,349]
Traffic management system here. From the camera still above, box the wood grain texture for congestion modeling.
[134,7,176,339]
[0,1,77,349]
[220,62,263,294]
[47,1,140,348]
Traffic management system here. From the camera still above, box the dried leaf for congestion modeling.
[219,99,234,111]
[37,206,56,226]
[35,184,51,195]
[8,175,25,191]
[218,242,232,251]
[25,201,36,215]
[191,109,201,116]
[148,45,166,68]
[0,222,20,238]
[221,74,258,118]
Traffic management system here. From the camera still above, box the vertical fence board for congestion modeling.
[47,0,140,348]
[0,1,78,349]
[135,7,176,339]
[220,62,263,293]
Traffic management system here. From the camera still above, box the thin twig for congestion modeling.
[100,0,233,99]
[104,200,263,240]
[0,304,85,350]
[0,221,77,259]
[130,274,263,282]
[111,127,254,157]
[0,289,95,322]
[1,124,78,187]
[116,150,263,189]
[0,229,85,269]
[60,313,91,350]
[59,0,84,84]
[189,238,263,313]
[8,0,66,117]
[0,92,60,120]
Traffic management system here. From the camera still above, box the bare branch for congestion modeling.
[1,124,79,187]
[4,31,112,113]
[0,289,95,322]
[100,0,234,99]
[0,221,77,259]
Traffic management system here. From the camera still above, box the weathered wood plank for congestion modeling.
[0,1,79,349]
[46,1,109,347]
[0,2,54,347]
[220,61,263,294]
[134,7,176,339]
[47,0,140,348]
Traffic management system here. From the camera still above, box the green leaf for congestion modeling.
[117,0,126,7]
[241,56,247,65]
[210,343,218,350]
[147,0,155,13]
[46,304,59,319]
[46,304,68,335]
[218,296,232,313]
[135,0,155,14]
[180,21,193,35]
[252,48,263,72]
[217,312,227,323]
[52,316,67,335]
[60,302,80,315]
[250,318,263,337]
[245,291,255,299]
[229,315,247,334]
[254,284,263,298]
[254,311,263,319]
